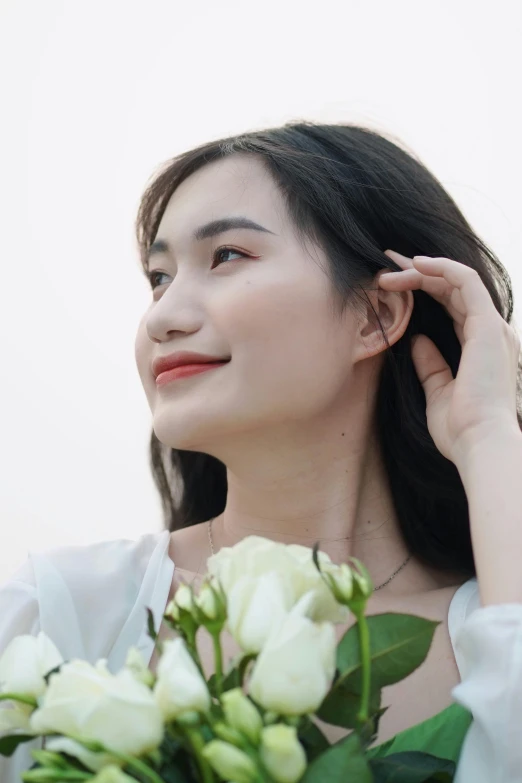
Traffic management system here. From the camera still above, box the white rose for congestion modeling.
[0,631,63,699]
[90,764,136,783]
[195,584,219,619]
[207,536,349,624]
[249,593,336,715]
[220,688,263,744]
[207,537,312,597]
[284,544,350,623]
[227,571,294,652]
[202,740,257,783]
[124,646,155,688]
[259,724,307,783]
[30,659,164,762]
[153,638,211,721]
[174,584,195,614]
[0,702,34,736]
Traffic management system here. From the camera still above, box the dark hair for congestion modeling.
[135,120,522,580]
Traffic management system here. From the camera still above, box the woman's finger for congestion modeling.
[378,267,464,326]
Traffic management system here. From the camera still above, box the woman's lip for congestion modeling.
[155,361,229,386]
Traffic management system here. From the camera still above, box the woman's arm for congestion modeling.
[380,252,522,781]
[446,426,522,783]
[381,251,522,606]
[455,424,522,607]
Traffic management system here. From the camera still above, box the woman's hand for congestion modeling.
[378,250,521,464]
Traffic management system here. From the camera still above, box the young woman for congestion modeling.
[2,121,522,782]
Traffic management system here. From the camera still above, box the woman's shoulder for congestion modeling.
[403,576,479,638]
[447,577,480,641]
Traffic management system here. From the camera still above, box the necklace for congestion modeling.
[207,518,411,591]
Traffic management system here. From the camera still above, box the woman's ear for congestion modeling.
[354,271,414,362]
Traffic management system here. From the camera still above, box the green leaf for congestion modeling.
[369,750,456,782]
[207,653,257,698]
[43,662,66,686]
[0,733,37,758]
[29,750,69,769]
[145,606,158,643]
[235,652,257,686]
[316,613,437,730]
[160,761,197,783]
[357,708,389,748]
[207,667,239,698]
[207,673,225,698]
[337,613,440,689]
[198,723,214,743]
[300,730,372,783]
[316,677,382,729]
[298,717,330,761]
[312,542,323,573]
[156,733,200,783]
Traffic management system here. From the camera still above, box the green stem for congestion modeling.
[22,770,91,781]
[212,631,224,697]
[114,753,165,783]
[240,746,270,783]
[355,610,371,724]
[65,735,164,783]
[185,728,215,783]
[95,751,164,783]
[185,628,205,679]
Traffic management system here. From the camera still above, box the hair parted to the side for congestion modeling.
[135,120,522,579]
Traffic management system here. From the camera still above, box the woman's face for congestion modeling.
[134,154,377,455]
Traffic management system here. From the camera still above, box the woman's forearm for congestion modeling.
[455,424,522,606]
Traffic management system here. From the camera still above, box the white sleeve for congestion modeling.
[0,531,171,782]
[0,560,45,783]
[451,603,522,783]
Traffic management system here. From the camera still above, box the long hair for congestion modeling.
[135,120,522,579]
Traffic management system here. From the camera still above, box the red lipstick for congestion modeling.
[155,361,229,387]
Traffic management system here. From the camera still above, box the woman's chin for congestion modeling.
[151,417,220,453]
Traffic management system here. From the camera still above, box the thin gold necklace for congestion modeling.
[207,517,411,591]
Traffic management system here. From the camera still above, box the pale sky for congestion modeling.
[0,0,520,581]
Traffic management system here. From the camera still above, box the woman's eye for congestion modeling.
[148,271,170,290]
[148,247,248,291]
[212,246,245,268]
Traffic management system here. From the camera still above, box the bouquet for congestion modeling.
[0,536,457,782]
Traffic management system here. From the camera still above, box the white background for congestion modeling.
[0,0,520,581]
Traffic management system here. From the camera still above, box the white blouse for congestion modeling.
[0,530,521,782]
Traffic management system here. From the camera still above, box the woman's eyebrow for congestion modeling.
[147,216,277,263]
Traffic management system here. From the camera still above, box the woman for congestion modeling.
[2,121,522,781]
